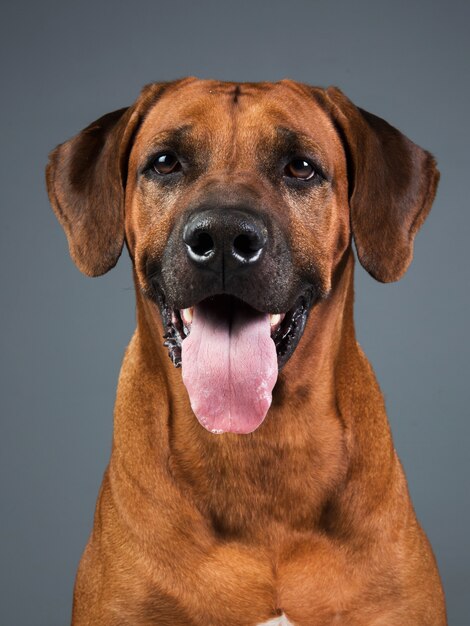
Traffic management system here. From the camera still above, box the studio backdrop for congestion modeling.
[0,1,468,625]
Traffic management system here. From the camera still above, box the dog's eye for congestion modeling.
[284,158,316,180]
[152,153,182,175]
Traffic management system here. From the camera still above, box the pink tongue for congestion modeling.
[181,299,278,434]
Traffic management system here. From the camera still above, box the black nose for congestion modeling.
[183,209,267,270]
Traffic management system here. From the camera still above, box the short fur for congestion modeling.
[46,78,446,625]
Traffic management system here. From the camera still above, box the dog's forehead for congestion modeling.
[134,79,341,161]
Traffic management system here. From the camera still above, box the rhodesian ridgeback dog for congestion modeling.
[46,78,446,625]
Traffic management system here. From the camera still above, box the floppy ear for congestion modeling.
[46,106,142,276]
[46,82,177,276]
[325,87,439,282]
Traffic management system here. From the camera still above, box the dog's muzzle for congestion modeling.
[147,203,320,435]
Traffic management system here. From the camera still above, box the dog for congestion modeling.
[46,78,447,625]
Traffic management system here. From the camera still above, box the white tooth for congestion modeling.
[270,313,281,327]
[181,307,193,326]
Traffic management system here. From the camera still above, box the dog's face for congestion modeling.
[47,78,438,434]
[127,80,349,364]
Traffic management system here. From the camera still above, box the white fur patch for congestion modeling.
[257,614,294,626]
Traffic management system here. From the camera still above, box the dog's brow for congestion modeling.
[274,126,330,178]
[276,126,300,144]
[140,124,196,163]
[275,127,316,151]
[155,124,194,147]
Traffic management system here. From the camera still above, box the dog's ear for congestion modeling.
[325,87,439,282]
[46,106,139,276]
[46,83,170,276]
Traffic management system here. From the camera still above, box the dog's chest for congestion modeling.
[257,615,294,626]
[171,414,346,537]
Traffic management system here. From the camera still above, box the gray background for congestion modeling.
[1,1,468,624]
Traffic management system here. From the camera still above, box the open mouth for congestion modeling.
[163,293,311,370]
[160,292,312,435]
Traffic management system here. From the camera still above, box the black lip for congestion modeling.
[271,293,312,369]
[157,291,314,370]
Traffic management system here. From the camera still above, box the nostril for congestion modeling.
[233,231,265,262]
[233,234,258,255]
[190,231,214,258]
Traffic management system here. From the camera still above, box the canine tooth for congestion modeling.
[181,307,193,326]
[270,314,281,327]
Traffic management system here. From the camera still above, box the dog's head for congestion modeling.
[47,78,438,434]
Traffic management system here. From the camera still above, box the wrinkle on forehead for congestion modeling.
[131,79,343,176]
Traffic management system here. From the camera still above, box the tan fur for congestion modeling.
[46,79,446,625]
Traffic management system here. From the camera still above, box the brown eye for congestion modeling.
[152,153,182,175]
[284,158,316,180]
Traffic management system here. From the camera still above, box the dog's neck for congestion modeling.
[112,249,363,539]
